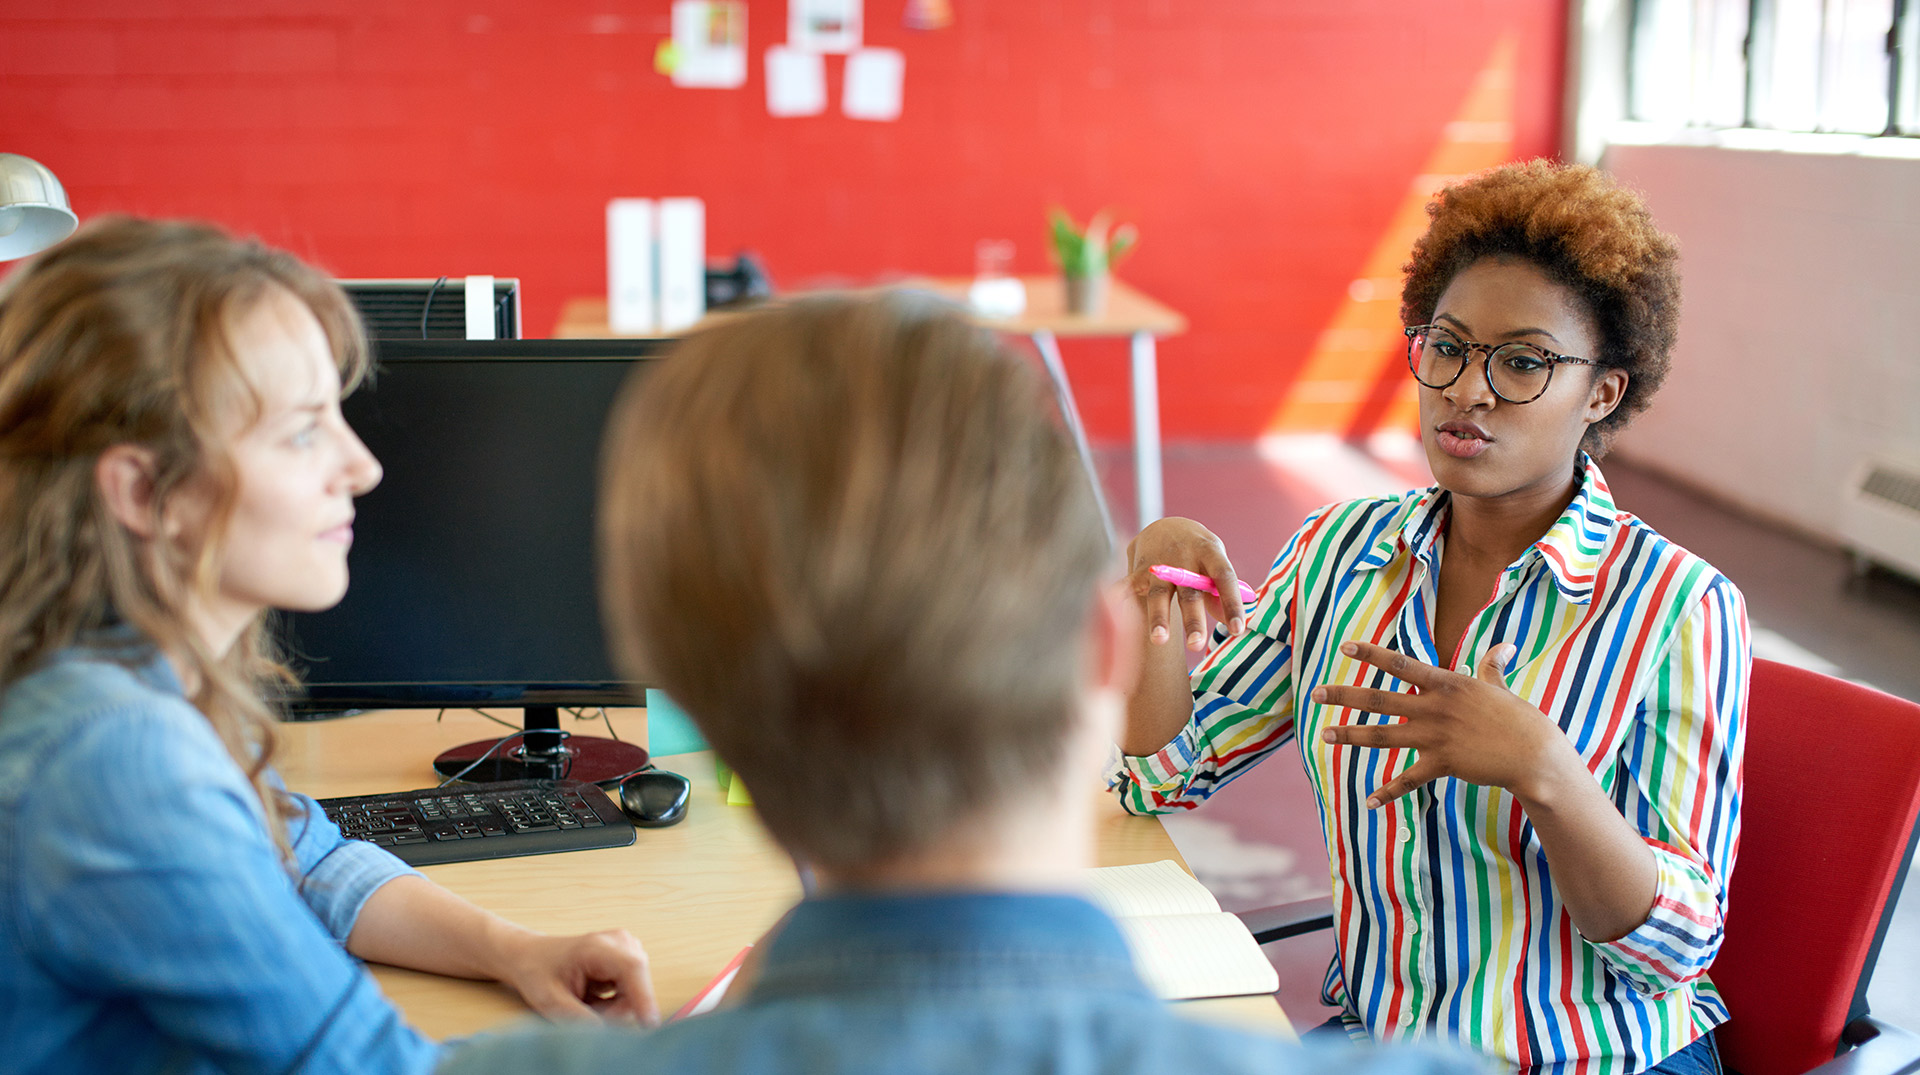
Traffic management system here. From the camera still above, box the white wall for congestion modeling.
[1602,140,1920,542]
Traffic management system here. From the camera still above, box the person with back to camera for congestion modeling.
[0,217,657,1075]
[1113,161,1750,1075]
[435,292,1489,1075]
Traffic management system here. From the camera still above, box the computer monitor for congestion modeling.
[277,338,667,785]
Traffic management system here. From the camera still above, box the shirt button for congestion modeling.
[1399,1010,1415,1027]
[1398,827,1413,843]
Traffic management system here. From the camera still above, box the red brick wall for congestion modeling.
[2,1,1565,440]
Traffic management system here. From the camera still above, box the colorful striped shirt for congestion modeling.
[1112,456,1749,1075]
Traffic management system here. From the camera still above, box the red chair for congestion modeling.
[1239,658,1920,1075]
[1711,659,1920,1075]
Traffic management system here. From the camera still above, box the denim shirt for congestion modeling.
[0,639,441,1075]
[438,891,1490,1075]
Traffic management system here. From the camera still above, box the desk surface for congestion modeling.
[553,275,1188,340]
[275,706,1288,1040]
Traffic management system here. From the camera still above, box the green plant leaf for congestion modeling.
[1047,207,1084,270]
[1046,206,1138,277]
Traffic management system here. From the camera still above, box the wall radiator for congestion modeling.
[1843,460,1920,583]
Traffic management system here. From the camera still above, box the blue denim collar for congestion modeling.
[750,891,1148,1001]
[62,624,183,697]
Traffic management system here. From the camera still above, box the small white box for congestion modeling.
[657,197,706,333]
[463,275,496,340]
[607,199,656,335]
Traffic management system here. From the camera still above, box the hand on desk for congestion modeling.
[349,874,660,1028]
[490,927,657,1024]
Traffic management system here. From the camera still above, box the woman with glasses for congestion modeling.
[1113,161,1746,1075]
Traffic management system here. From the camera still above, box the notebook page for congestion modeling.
[1115,913,1280,1001]
[1083,860,1221,918]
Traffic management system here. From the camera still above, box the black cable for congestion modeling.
[566,705,623,743]
[433,706,520,732]
[435,728,574,787]
[473,708,522,732]
[420,275,448,339]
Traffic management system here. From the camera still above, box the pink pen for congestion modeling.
[1149,564,1258,605]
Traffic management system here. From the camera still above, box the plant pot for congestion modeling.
[1064,272,1109,317]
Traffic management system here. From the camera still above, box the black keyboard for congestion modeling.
[319,779,636,866]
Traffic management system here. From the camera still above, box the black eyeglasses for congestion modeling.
[1404,324,1598,404]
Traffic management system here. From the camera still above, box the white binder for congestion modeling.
[607,198,656,334]
[657,197,706,333]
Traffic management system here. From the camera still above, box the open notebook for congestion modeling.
[1083,860,1281,1001]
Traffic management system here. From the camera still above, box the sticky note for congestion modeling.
[726,772,755,806]
[842,47,903,121]
[645,688,709,757]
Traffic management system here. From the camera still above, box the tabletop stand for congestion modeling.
[431,705,650,786]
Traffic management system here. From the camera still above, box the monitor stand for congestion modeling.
[431,705,649,787]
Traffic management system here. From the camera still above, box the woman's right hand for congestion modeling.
[1124,517,1247,653]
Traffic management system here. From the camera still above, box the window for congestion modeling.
[1629,0,1918,135]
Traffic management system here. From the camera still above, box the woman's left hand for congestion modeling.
[1312,640,1580,809]
[491,927,659,1026]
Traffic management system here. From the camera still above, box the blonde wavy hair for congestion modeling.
[0,216,369,849]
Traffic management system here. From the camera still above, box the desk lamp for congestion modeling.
[0,155,77,261]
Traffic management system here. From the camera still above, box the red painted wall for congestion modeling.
[2,1,1564,441]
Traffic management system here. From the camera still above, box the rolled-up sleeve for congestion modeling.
[1109,509,1324,815]
[285,792,421,941]
[1588,579,1749,994]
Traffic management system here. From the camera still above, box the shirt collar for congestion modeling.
[1355,453,1617,605]
[56,624,186,697]
[751,890,1144,998]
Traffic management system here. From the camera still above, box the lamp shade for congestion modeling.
[0,154,77,261]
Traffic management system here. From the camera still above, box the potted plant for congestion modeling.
[1048,208,1137,316]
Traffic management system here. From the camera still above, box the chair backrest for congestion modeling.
[1712,658,1920,1075]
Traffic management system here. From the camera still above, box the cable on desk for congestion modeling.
[434,729,578,787]
[567,706,623,742]
[434,707,523,734]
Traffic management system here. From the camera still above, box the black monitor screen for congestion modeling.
[279,340,664,711]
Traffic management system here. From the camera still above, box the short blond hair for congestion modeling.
[597,292,1108,871]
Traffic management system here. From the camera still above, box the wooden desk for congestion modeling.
[276,706,1289,1039]
[554,275,1188,529]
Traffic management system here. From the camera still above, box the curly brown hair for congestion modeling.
[1400,159,1680,456]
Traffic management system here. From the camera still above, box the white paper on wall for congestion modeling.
[765,45,827,116]
[669,1,747,88]
[841,47,903,121]
[788,0,861,54]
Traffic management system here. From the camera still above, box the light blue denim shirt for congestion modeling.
[439,890,1491,1075]
[0,637,442,1075]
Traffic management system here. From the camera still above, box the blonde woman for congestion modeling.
[0,218,655,1075]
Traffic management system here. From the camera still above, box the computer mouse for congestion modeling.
[618,769,692,828]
